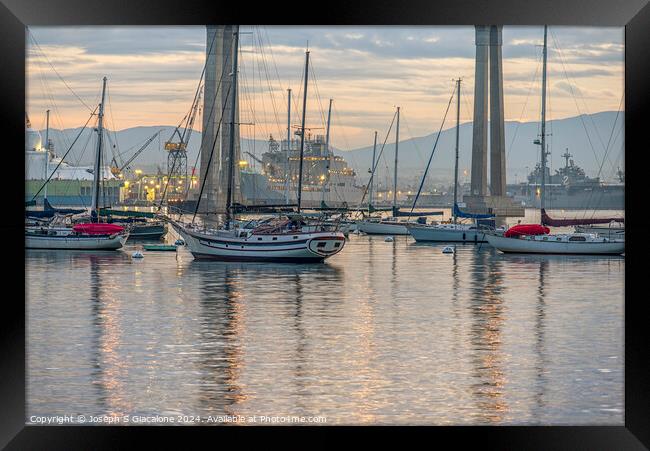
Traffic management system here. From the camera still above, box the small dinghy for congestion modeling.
[143,244,177,252]
[442,246,454,254]
[174,239,185,246]
[132,251,144,259]
[384,236,394,242]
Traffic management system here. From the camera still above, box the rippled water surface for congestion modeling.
[26,223,624,425]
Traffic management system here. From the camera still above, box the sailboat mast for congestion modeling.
[392,106,400,214]
[540,25,548,213]
[321,98,333,204]
[225,25,239,229]
[296,50,310,213]
[369,130,378,210]
[453,79,461,223]
[91,77,107,222]
[285,88,291,205]
[44,109,50,201]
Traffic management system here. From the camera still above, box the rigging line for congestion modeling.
[58,121,95,208]
[261,26,289,107]
[31,106,99,201]
[356,110,398,212]
[31,47,73,151]
[506,49,542,162]
[410,83,456,213]
[400,111,426,166]
[106,82,121,160]
[551,30,612,158]
[548,30,617,174]
[191,83,233,223]
[187,34,235,220]
[28,33,93,112]
[254,29,285,138]
[309,61,328,132]
[582,92,625,217]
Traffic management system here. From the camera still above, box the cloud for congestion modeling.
[26,25,624,149]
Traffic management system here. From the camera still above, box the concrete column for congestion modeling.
[199,25,241,215]
[471,25,489,197]
[489,25,506,196]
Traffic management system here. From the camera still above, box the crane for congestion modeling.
[110,129,162,176]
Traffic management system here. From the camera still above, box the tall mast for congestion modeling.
[91,77,107,222]
[321,98,333,204]
[540,25,548,214]
[369,130,378,210]
[392,106,400,215]
[225,25,239,229]
[453,79,461,223]
[296,49,310,213]
[44,109,50,201]
[285,88,291,205]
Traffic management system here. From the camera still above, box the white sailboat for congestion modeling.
[25,77,129,251]
[172,28,346,262]
[485,26,624,255]
[357,107,410,235]
[407,78,498,243]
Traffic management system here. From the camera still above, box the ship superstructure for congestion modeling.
[25,120,123,207]
[507,149,624,209]
[243,132,364,208]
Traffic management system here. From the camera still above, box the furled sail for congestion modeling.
[393,207,443,217]
[541,208,624,227]
[453,203,495,219]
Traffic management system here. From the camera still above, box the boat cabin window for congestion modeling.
[317,242,327,248]
[569,236,587,242]
[272,237,277,241]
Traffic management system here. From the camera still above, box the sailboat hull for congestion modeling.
[485,234,625,255]
[407,224,488,243]
[25,232,128,250]
[357,221,409,235]
[177,226,346,262]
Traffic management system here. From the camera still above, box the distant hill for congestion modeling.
[340,110,624,186]
[40,111,623,184]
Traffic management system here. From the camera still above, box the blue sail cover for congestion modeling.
[453,203,494,219]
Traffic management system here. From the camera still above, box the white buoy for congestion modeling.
[132,250,144,259]
[442,246,454,254]
[384,236,394,242]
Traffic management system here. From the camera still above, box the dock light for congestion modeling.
[124,181,130,189]
[135,169,142,175]
[320,174,325,181]
[238,160,248,167]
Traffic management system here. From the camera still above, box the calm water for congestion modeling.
[26,213,624,425]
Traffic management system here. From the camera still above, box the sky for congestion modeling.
[26,26,624,150]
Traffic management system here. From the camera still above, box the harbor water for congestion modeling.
[26,210,624,425]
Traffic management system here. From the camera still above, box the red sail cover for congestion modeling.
[73,223,125,235]
[504,224,550,237]
[541,209,624,227]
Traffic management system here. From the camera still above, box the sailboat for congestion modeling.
[485,26,624,255]
[357,107,411,235]
[25,77,129,250]
[407,79,499,243]
[171,28,346,262]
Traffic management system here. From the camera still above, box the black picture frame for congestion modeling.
[2,0,648,447]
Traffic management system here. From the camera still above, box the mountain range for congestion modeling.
[38,110,623,186]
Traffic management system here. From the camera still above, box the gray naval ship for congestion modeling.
[507,150,624,210]
[175,133,365,213]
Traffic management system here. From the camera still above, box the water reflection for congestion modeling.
[469,249,507,423]
[194,264,246,416]
[26,235,624,425]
